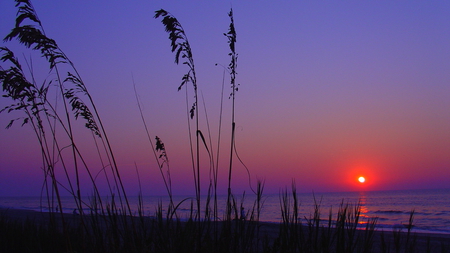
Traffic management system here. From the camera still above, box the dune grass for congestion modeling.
[1,1,450,252]
[2,196,450,253]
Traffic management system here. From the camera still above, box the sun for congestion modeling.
[358,176,366,183]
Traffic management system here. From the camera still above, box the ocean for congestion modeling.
[1,188,449,234]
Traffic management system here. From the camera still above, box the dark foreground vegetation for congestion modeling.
[1,1,449,252]
[1,204,450,253]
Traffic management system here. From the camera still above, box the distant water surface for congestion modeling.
[1,188,449,234]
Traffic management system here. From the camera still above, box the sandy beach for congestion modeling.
[1,207,449,252]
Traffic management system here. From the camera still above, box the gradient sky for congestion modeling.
[1,1,450,196]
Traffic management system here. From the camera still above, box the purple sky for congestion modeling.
[1,1,450,196]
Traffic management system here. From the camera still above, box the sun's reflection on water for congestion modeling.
[357,191,371,225]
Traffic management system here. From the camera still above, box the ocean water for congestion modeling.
[1,188,449,234]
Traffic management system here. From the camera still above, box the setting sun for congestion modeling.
[358,176,366,183]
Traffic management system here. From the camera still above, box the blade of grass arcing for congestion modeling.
[154,9,202,220]
[2,0,137,244]
[200,91,217,223]
[214,64,226,224]
[132,75,174,209]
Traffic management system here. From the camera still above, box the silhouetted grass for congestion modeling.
[2,195,450,253]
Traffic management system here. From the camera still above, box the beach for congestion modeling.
[1,207,449,252]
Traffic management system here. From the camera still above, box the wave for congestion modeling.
[373,210,449,216]
[374,210,405,214]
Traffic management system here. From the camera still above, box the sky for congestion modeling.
[1,1,450,197]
